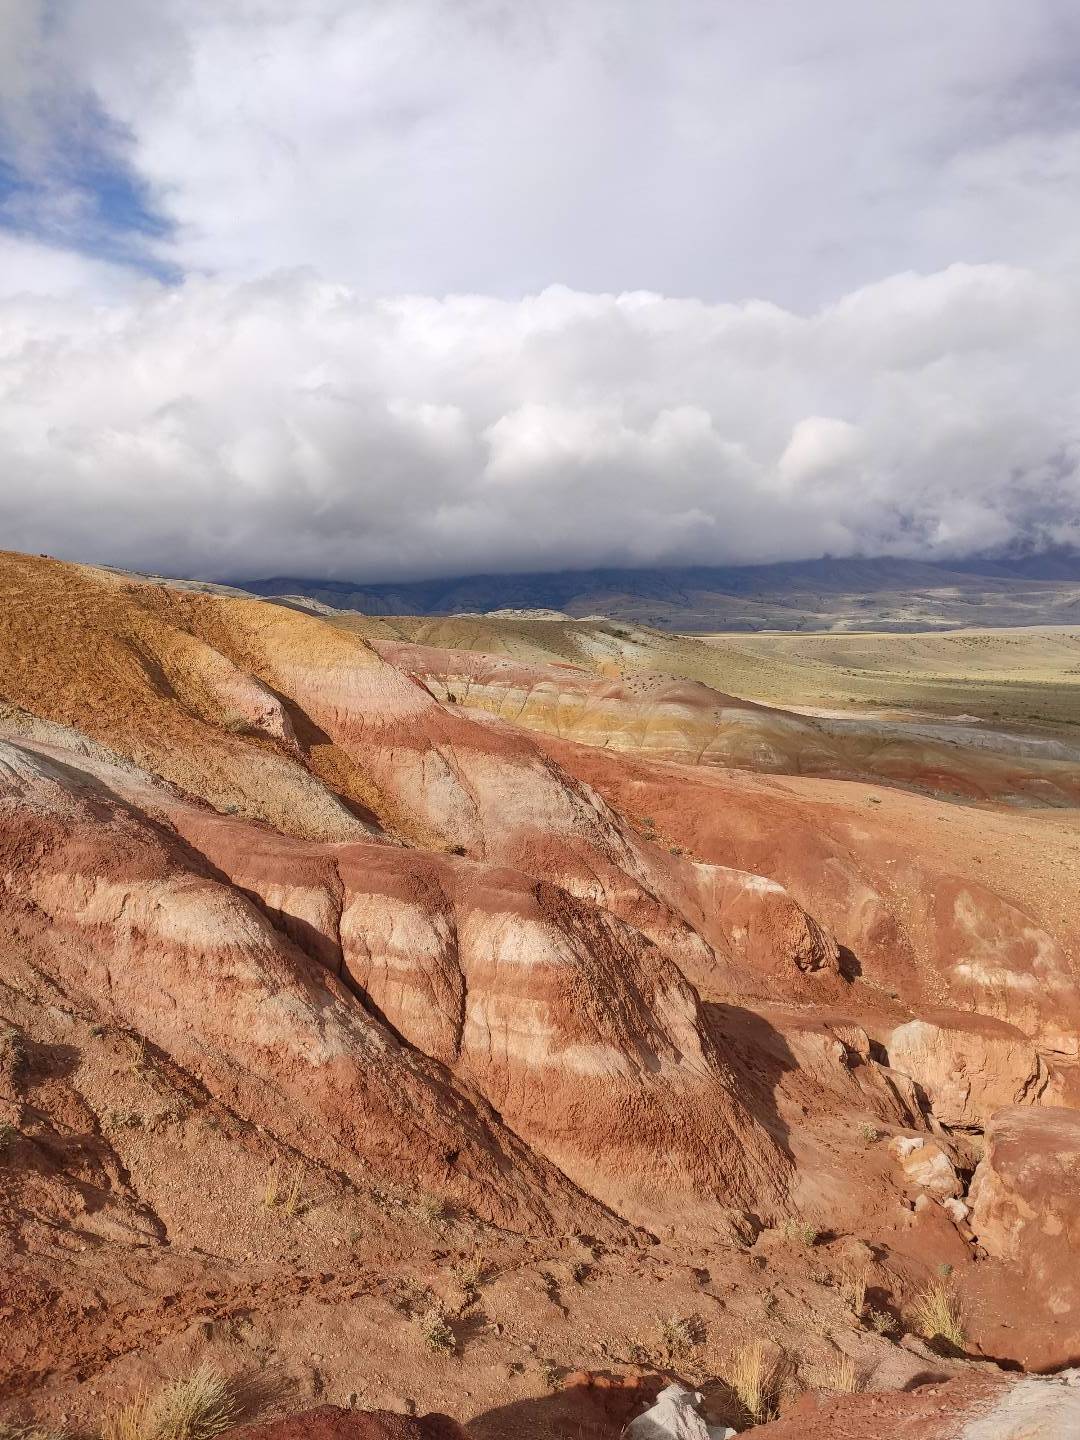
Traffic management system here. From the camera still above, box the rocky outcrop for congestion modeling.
[886,1015,1049,1128]
[968,1107,1080,1369]
[674,860,841,998]
[535,738,1080,1052]
[746,1372,1080,1439]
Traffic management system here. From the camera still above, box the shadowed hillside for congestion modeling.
[236,556,1080,632]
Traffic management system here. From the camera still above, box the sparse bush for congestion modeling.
[866,1307,895,1336]
[0,1026,27,1072]
[537,1358,560,1389]
[0,1025,24,1050]
[416,1193,447,1227]
[725,1340,786,1424]
[419,1307,455,1355]
[817,1350,860,1393]
[100,1363,241,1440]
[857,1121,879,1144]
[570,1260,590,1285]
[911,1278,964,1350]
[104,1108,143,1130]
[451,1257,485,1305]
[0,1122,19,1153]
[783,1218,819,1247]
[658,1313,704,1359]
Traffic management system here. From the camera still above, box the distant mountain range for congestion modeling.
[235,554,1080,632]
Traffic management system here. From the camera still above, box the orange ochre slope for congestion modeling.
[0,551,1078,1439]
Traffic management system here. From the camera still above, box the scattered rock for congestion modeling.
[888,1134,962,1197]
[622,1384,735,1440]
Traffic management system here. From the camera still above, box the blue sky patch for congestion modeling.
[0,90,180,281]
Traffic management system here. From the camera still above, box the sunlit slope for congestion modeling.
[323,607,1080,730]
[695,625,1080,726]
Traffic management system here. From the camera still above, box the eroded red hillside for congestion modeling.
[0,551,1078,1438]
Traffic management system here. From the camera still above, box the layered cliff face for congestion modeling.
[1,551,1078,1436]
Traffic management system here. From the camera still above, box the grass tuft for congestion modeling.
[100,1364,240,1440]
[817,1350,860,1393]
[281,1168,303,1218]
[911,1278,964,1350]
[845,1268,868,1317]
[725,1340,787,1424]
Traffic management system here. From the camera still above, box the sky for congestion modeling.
[1,0,1079,581]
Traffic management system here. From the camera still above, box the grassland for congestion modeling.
[691,625,1080,730]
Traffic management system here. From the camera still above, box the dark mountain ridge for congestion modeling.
[234,555,1080,632]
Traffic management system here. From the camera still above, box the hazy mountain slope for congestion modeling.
[237,556,1080,631]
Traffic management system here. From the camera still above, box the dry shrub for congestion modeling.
[911,1278,964,1349]
[658,1313,704,1360]
[100,1364,240,1440]
[782,1218,818,1247]
[261,1164,280,1209]
[451,1256,485,1306]
[415,1193,447,1226]
[866,1306,895,1335]
[817,1350,860,1393]
[419,1306,455,1355]
[845,1267,868,1316]
[726,1340,787,1424]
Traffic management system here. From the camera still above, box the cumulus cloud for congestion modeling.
[6,0,1080,303]
[1,1,1080,578]
[1,264,1078,579]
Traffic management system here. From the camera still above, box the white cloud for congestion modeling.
[0,233,138,298]
[1,263,1077,579]
[2,3,1080,576]
[5,1,1080,302]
